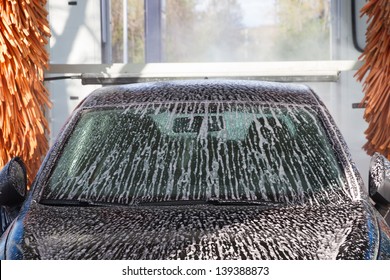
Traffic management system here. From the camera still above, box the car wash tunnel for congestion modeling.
[0,0,390,273]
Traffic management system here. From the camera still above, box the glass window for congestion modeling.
[43,102,344,205]
[111,0,145,63]
[111,0,331,63]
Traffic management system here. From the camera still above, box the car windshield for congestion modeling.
[42,102,346,205]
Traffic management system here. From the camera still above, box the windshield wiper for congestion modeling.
[137,200,206,206]
[39,199,126,207]
[205,199,284,206]
[137,199,284,207]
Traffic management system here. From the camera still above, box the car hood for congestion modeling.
[11,200,375,259]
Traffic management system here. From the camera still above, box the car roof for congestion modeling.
[80,80,322,108]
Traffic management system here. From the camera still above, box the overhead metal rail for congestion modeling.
[45,60,363,85]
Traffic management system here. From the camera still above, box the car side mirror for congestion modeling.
[369,153,390,205]
[0,157,27,206]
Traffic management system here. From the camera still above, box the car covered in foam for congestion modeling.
[0,80,389,259]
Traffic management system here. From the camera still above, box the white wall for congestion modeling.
[47,0,102,142]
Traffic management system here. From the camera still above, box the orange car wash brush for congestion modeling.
[355,0,390,159]
[0,0,51,186]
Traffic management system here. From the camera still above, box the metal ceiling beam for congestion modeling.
[45,60,363,84]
